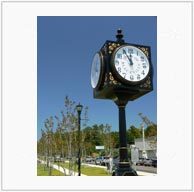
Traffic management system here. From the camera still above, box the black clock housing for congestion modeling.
[92,39,153,103]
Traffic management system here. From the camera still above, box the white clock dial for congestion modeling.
[91,52,103,89]
[112,45,150,84]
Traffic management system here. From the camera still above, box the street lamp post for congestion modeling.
[76,103,83,176]
[141,123,147,159]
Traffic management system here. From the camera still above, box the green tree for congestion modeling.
[111,131,119,148]
[145,124,157,137]
[127,125,142,144]
[91,124,102,146]
[37,129,47,158]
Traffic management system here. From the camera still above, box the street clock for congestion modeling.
[90,29,153,103]
[90,29,154,176]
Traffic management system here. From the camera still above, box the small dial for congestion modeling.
[91,52,104,89]
[111,45,150,84]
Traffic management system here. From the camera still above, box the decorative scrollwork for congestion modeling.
[140,77,151,88]
[138,46,149,57]
[109,72,120,85]
[108,42,120,54]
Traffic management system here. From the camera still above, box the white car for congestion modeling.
[144,159,152,166]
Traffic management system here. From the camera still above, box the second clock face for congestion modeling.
[111,45,150,84]
[91,52,104,89]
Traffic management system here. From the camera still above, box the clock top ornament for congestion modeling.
[91,29,153,104]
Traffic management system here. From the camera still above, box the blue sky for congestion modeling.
[37,16,157,139]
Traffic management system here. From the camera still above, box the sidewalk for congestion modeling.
[52,163,87,176]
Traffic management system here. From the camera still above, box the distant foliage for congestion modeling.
[145,124,157,137]
[37,96,157,159]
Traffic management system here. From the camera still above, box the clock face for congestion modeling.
[111,45,150,84]
[91,52,104,89]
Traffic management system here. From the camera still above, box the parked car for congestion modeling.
[85,156,93,163]
[152,159,157,167]
[136,158,146,166]
[101,156,110,166]
[54,155,61,162]
[144,159,152,166]
[95,156,103,165]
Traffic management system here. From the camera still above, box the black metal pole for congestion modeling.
[77,111,81,176]
[114,92,138,176]
[118,105,128,163]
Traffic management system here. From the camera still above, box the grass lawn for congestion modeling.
[59,162,112,176]
[37,160,112,176]
[81,165,111,176]
[37,163,65,176]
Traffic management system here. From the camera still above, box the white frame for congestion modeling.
[1,1,192,191]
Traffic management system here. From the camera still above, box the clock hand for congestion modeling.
[123,50,133,65]
[129,54,133,65]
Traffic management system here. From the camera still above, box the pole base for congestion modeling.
[112,166,138,176]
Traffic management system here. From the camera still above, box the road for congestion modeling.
[135,165,157,174]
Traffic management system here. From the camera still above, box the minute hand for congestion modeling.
[123,50,133,65]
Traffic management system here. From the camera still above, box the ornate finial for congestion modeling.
[116,28,124,43]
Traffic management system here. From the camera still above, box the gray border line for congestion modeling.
[0,189,192,192]
[191,0,193,191]
[1,0,193,191]
[1,0,4,191]
[1,0,194,3]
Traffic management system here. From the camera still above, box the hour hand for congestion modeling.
[123,50,133,65]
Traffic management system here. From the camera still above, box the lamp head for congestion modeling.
[76,103,83,114]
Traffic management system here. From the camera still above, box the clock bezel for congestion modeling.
[111,45,151,85]
[91,51,105,89]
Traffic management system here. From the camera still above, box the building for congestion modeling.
[134,136,157,159]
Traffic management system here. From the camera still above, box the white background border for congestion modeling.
[1,1,193,191]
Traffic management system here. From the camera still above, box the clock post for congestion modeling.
[90,29,153,176]
[114,91,138,176]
